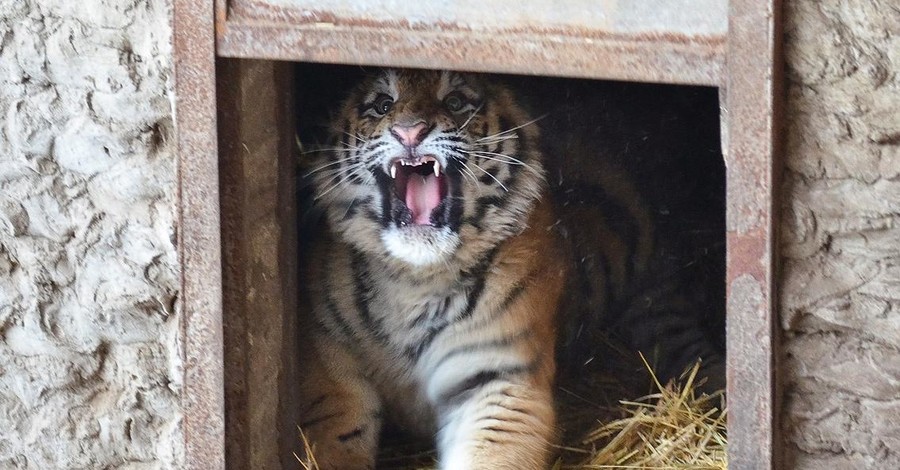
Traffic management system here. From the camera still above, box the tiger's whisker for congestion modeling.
[314,168,362,182]
[303,157,365,177]
[315,170,361,200]
[469,161,509,192]
[475,114,546,142]
[459,162,480,185]
[458,103,484,132]
[462,151,542,177]
[301,146,360,155]
[313,161,368,184]
[460,154,544,178]
[313,162,369,180]
[461,149,532,166]
[464,149,533,166]
[476,135,519,145]
[340,130,369,144]
[451,153,480,184]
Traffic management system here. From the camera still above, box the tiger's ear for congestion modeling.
[458,72,487,99]
[375,69,400,90]
[443,71,469,87]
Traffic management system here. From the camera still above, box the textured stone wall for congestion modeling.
[0,0,182,468]
[782,1,900,467]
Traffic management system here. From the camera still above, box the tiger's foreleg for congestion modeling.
[297,341,382,470]
[434,374,556,470]
[426,265,563,470]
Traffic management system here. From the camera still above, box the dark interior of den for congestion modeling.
[293,63,725,468]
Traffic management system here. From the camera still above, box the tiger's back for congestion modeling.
[531,78,726,389]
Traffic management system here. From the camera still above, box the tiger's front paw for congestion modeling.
[440,443,550,470]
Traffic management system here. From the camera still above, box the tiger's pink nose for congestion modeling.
[390,122,430,147]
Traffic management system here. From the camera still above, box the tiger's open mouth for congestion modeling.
[388,156,451,227]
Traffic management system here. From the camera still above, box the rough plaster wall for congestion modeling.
[0,0,182,468]
[782,1,900,467]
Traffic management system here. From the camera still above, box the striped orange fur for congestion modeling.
[297,69,724,469]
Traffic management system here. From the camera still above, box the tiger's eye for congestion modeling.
[444,93,465,112]
[373,94,394,115]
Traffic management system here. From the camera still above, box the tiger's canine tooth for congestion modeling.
[434,160,441,177]
[390,162,398,179]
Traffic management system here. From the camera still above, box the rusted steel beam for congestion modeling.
[174,0,225,468]
[215,0,726,86]
[218,58,301,470]
[725,0,783,469]
[220,24,724,86]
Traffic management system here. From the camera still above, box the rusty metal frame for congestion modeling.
[214,0,726,87]
[174,0,782,468]
[725,0,783,469]
[174,0,225,469]
[217,59,301,470]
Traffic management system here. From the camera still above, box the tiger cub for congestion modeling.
[298,69,566,469]
[297,69,726,469]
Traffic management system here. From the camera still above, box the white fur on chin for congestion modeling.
[381,225,460,266]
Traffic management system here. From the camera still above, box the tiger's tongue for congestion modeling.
[405,173,441,225]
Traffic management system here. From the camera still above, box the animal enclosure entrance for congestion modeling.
[173,1,781,469]
[292,64,727,468]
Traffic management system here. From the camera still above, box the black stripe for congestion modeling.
[341,195,372,221]
[481,425,528,435]
[475,419,534,441]
[457,247,500,322]
[476,195,504,212]
[445,178,465,232]
[439,370,501,404]
[301,394,328,416]
[350,250,391,346]
[478,171,497,185]
[364,208,381,223]
[337,426,366,442]
[436,362,536,406]
[348,171,364,185]
[406,320,450,360]
[435,135,466,143]
[323,294,357,343]
[408,296,451,330]
[483,400,531,417]
[406,248,499,360]
[403,297,453,358]
[469,267,542,331]
[477,120,488,137]
[373,169,394,228]
[498,116,514,142]
[365,148,385,161]
[500,135,523,178]
[469,196,503,230]
[449,147,468,161]
[498,283,526,312]
[431,328,533,372]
